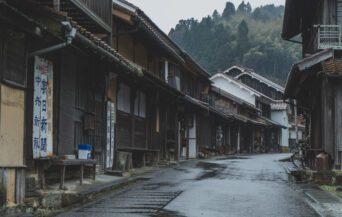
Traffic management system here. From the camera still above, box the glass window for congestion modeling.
[117,83,131,113]
[134,91,146,118]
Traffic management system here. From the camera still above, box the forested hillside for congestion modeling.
[168,1,301,84]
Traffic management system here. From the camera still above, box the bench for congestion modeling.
[38,159,96,190]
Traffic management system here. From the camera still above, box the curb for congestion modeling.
[45,176,143,217]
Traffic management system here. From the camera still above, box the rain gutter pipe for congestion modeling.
[29,21,76,57]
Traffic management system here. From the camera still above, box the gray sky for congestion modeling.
[128,0,285,33]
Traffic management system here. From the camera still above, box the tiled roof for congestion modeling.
[225,65,285,92]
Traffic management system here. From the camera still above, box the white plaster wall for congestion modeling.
[271,110,289,147]
[212,77,256,106]
[289,129,304,140]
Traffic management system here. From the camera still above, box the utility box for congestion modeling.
[78,144,91,159]
[316,153,330,171]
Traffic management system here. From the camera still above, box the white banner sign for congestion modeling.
[33,56,53,159]
[106,101,115,169]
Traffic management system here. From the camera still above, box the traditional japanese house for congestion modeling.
[210,72,284,153]
[211,71,287,152]
[282,0,342,169]
[224,65,289,152]
[0,0,142,206]
[111,0,221,161]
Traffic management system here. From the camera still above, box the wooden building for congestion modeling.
[210,72,285,154]
[0,0,140,206]
[111,0,224,162]
[282,0,342,169]
[224,65,289,152]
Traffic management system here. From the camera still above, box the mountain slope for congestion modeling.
[168,2,301,85]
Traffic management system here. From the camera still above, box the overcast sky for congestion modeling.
[127,0,285,33]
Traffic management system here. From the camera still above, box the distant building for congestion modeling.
[220,65,305,151]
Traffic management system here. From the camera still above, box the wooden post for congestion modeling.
[131,89,136,148]
[93,163,96,180]
[60,166,65,190]
[80,165,84,185]
[175,109,179,161]
[164,107,168,159]
[228,126,231,153]
[252,127,255,153]
[186,121,189,160]
[40,167,46,190]
[237,125,241,154]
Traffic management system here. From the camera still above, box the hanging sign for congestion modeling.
[33,56,53,159]
[106,101,115,169]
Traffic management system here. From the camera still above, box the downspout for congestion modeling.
[29,21,76,57]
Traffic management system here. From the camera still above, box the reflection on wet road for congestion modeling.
[57,154,319,217]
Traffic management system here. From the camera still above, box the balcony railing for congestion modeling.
[317,25,342,50]
[41,0,112,33]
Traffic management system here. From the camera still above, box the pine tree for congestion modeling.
[222,2,235,20]
[238,20,249,40]
[246,3,252,13]
[237,1,246,13]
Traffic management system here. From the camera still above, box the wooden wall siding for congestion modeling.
[117,34,134,62]
[79,0,112,26]
[135,43,148,70]
[322,0,337,25]
[0,168,7,206]
[58,52,76,155]
[2,31,27,87]
[311,84,322,151]
[335,83,342,165]
[198,115,211,148]
[15,169,25,204]
[0,168,25,206]
[321,79,335,160]
[117,111,131,149]
[135,118,147,149]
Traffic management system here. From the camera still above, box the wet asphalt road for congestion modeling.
[57,154,319,217]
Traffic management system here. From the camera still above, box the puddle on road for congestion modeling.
[195,161,227,180]
[152,209,186,217]
[195,161,226,170]
[173,167,189,172]
[216,156,249,160]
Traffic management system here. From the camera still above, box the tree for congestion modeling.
[237,1,246,13]
[246,2,252,13]
[238,20,249,40]
[237,1,252,13]
[222,2,235,20]
[168,4,300,84]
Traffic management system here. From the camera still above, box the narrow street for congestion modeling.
[57,154,318,217]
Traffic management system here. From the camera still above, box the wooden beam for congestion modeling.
[112,9,134,25]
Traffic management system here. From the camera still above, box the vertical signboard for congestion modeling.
[110,102,115,167]
[33,57,53,159]
[106,101,111,168]
[106,101,115,169]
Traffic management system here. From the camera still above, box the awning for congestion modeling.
[284,49,334,99]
